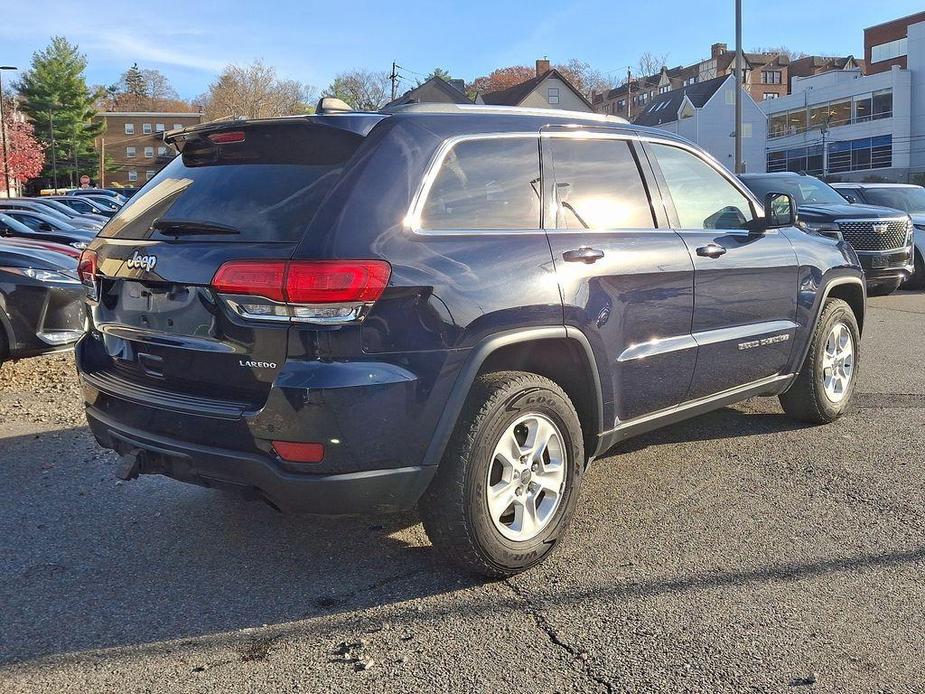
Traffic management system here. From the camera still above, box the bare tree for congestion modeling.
[102,64,188,111]
[323,69,390,110]
[635,51,669,80]
[555,58,613,98]
[200,60,315,120]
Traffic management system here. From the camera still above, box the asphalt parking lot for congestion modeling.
[1,290,923,693]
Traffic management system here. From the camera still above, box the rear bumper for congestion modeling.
[86,406,436,514]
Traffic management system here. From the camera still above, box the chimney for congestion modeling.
[536,58,551,76]
[711,42,727,58]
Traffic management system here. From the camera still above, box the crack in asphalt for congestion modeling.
[504,579,616,693]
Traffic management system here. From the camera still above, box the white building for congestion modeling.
[633,74,768,173]
[761,18,925,182]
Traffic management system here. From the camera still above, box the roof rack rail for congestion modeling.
[384,102,628,124]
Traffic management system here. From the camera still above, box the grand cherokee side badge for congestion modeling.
[239,360,277,369]
[126,250,157,272]
[738,334,790,351]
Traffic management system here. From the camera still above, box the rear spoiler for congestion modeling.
[164,114,389,152]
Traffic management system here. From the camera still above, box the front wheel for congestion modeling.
[420,371,584,577]
[779,298,860,424]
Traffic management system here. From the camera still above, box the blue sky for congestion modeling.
[1,1,921,100]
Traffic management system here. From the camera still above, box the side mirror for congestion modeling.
[762,192,796,229]
[841,192,858,204]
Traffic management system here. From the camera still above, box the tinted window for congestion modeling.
[549,138,653,230]
[863,187,925,214]
[100,123,364,243]
[652,144,754,230]
[420,138,540,230]
[742,176,845,206]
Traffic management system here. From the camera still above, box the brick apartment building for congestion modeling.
[592,43,859,120]
[93,111,203,187]
[865,10,925,74]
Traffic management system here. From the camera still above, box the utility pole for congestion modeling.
[390,61,399,101]
[626,67,632,121]
[99,135,105,187]
[734,0,744,173]
[0,65,16,198]
[820,121,829,178]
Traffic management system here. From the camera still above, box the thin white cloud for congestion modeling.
[83,34,227,74]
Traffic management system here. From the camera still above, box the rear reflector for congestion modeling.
[208,130,246,144]
[272,441,325,463]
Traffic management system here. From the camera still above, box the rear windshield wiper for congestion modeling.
[152,219,240,237]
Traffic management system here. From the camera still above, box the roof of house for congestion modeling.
[632,74,730,126]
[481,69,593,109]
[383,76,473,110]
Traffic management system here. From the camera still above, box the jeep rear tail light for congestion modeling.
[211,259,391,324]
[77,249,99,300]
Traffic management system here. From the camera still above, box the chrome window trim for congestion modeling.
[405,129,766,237]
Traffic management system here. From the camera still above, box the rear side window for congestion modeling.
[420,138,540,230]
[100,123,364,243]
[548,138,654,230]
[651,143,754,230]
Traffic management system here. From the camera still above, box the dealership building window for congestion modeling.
[871,37,907,63]
[124,123,134,135]
[142,123,152,134]
[128,169,138,182]
[126,146,136,158]
[767,135,892,174]
[144,146,154,158]
[767,89,893,139]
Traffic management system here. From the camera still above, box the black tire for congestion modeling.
[779,298,860,424]
[419,371,584,578]
[868,278,902,296]
[903,251,925,290]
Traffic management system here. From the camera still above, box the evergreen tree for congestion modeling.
[15,36,103,187]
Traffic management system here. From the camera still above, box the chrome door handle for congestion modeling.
[563,247,605,264]
[696,243,727,259]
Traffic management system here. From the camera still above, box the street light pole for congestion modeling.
[0,65,17,198]
[734,0,744,174]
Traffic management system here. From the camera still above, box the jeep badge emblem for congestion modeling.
[126,250,157,272]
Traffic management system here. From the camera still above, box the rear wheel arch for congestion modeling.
[422,328,603,468]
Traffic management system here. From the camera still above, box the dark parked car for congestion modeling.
[831,183,925,289]
[739,173,914,296]
[0,210,96,249]
[0,240,85,366]
[76,105,865,576]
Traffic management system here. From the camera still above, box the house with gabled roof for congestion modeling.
[633,73,768,173]
[481,60,594,112]
[383,76,478,110]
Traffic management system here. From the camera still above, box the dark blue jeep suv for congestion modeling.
[75,103,865,576]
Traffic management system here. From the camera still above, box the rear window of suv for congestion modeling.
[100,122,364,243]
[420,137,541,230]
